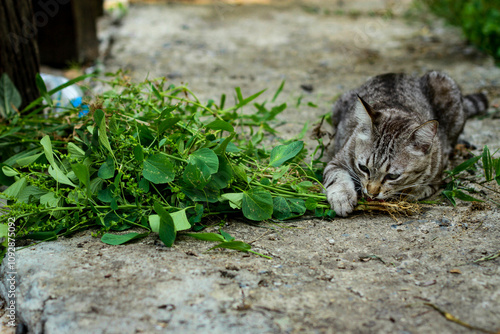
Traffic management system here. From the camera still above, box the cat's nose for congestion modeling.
[366,183,381,198]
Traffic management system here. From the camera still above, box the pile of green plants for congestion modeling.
[0,71,334,256]
[421,0,500,63]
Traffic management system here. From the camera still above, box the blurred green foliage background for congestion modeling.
[422,0,500,63]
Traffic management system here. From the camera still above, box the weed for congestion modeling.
[443,146,500,206]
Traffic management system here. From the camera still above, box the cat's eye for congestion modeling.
[358,164,370,175]
[385,173,401,181]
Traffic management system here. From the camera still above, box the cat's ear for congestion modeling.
[409,120,438,154]
[355,95,381,126]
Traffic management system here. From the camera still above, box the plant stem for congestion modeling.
[253,182,327,200]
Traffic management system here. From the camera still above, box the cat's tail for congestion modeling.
[463,93,489,118]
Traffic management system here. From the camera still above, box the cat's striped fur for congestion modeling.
[323,71,488,216]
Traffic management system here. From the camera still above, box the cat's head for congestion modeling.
[351,96,439,200]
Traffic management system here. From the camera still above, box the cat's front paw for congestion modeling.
[325,182,358,217]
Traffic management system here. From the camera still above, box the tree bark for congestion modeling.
[0,0,40,110]
[34,0,102,67]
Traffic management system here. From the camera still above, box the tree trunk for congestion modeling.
[0,0,40,111]
[34,0,102,67]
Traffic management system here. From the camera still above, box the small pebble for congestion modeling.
[328,239,335,245]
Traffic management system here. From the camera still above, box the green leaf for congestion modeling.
[305,197,319,210]
[272,197,306,220]
[182,181,220,203]
[16,152,43,167]
[293,181,313,193]
[232,164,248,183]
[183,161,212,189]
[184,233,226,242]
[189,148,219,174]
[233,88,266,110]
[110,197,119,211]
[40,192,60,207]
[40,135,56,167]
[221,192,244,209]
[149,212,191,233]
[272,165,290,184]
[260,178,271,186]
[71,163,90,188]
[154,202,176,247]
[3,177,27,198]
[109,114,119,134]
[269,141,304,167]
[211,156,233,189]
[142,154,175,184]
[35,73,52,105]
[151,83,162,100]
[220,229,235,242]
[235,87,244,104]
[314,207,335,218]
[442,190,456,206]
[101,232,149,245]
[68,142,85,160]
[455,190,483,202]
[188,203,204,224]
[170,209,192,231]
[0,73,22,119]
[41,137,76,187]
[213,133,237,155]
[18,186,47,203]
[272,196,292,220]
[133,145,144,162]
[97,187,114,203]
[209,240,252,252]
[94,109,114,158]
[98,156,115,179]
[242,188,273,221]
[138,178,150,192]
[449,155,481,175]
[1,166,18,177]
[48,165,76,187]
[0,163,15,186]
[159,117,181,133]
[89,177,104,195]
[0,126,20,139]
[287,198,307,216]
[4,148,42,167]
[205,119,234,133]
[495,158,500,184]
[272,80,285,102]
[482,146,493,181]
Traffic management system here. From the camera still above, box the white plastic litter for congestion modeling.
[40,73,84,112]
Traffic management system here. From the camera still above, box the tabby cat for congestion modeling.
[323,71,488,216]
